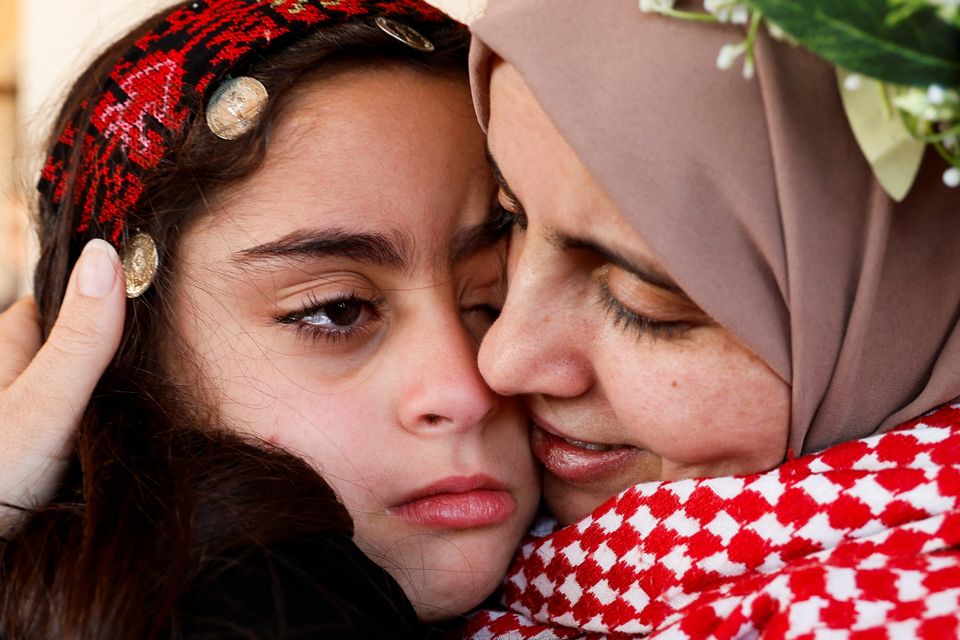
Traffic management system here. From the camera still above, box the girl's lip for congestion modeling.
[530,418,642,485]
[389,475,516,530]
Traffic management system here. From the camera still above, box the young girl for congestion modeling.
[0,1,538,636]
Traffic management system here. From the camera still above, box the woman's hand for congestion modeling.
[0,240,125,532]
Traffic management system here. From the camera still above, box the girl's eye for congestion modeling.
[464,303,501,322]
[302,299,368,327]
[275,294,384,345]
[461,303,502,343]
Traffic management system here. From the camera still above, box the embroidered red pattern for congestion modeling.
[39,0,444,243]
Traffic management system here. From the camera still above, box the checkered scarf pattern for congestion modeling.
[38,0,444,244]
[467,404,960,639]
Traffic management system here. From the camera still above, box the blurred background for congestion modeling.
[0,0,174,311]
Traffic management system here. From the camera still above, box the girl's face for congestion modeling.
[481,61,790,525]
[170,66,539,621]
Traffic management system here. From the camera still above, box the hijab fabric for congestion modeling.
[469,0,960,454]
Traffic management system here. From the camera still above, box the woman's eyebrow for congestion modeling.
[558,235,684,295]
[485,147,683,295]
[234,227,412,271]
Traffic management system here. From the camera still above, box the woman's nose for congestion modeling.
[396,307,498,435]
[478,247,593,399]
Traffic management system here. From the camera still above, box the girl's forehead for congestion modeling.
[182,71,495,280]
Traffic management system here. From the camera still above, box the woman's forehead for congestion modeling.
[487,62,671,282]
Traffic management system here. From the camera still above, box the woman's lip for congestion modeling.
[389,475,516,530]
[531,422,643,485]
[530,412,613,445]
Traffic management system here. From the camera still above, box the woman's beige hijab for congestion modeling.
[468,0,960,454]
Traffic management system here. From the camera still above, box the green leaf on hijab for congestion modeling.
[837,69,925,201]
[744,0,960,87]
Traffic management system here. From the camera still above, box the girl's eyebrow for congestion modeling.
[234,227,412,271]
[233,219,506,274]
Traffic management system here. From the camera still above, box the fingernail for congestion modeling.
[77,240,120,299]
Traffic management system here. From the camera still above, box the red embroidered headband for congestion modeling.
[38,0,445,246]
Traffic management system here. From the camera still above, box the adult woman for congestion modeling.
[445,0,960,636]
[0,1,538,636]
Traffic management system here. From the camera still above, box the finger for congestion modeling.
[0,240,127,524]
[8,239,127,429]
[0,298,43,389]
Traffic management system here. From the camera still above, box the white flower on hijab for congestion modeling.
[639,0,676,11]
[639,0,960,192]
[703,0,749,24]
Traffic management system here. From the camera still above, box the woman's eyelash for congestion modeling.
[491,201,513,228]
[599,280,684,340]
[274,293,384,346]
[494,199,527,231]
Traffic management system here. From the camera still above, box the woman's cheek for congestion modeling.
[602,328,788,471]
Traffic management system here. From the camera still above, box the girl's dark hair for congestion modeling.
[0,5,468,638]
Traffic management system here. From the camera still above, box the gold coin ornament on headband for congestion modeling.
[206,76,269,140]
[124,232,159,299]
[639,0,960,200]
[375,16,435,51]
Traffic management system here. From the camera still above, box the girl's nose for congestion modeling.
[396,308,498,435]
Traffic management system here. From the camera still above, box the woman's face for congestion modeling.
[170,66,539,621]
[481,61,790,525]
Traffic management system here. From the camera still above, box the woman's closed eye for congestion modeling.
[599,279,684,340]
[275,292,385,346]
[599,266,708,341]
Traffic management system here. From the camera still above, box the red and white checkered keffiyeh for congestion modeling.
[467,404,960,639]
